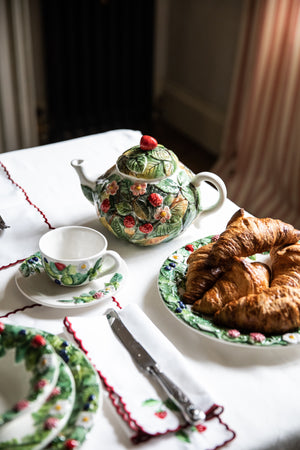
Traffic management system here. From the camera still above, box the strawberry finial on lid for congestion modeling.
[116,135,178,180]
[140,135,158,151]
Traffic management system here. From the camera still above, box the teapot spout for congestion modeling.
[71,159,96,203]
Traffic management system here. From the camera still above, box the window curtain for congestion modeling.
[0,0,39,152]
[213,0,300,228]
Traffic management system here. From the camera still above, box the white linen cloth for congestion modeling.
[1,129,300,450]
[0,161,54,269]
[64,304,235,448]
[0,129,142,269]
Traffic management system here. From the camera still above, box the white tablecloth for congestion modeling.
[1,129,300,450]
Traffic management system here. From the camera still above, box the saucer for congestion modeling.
[15,252,128,309]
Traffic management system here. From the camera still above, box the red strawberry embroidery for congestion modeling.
[196,423,207,433]
[140,135,158,151]
[155,410,167,419]
[54,262,66,271]
[0,322,4,334]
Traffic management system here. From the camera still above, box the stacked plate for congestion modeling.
[0,323,101,449]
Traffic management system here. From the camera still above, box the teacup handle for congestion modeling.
[99,250,122,277]
[191,171,227,226]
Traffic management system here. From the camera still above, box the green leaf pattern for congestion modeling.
[0,324,100,449]
[0,328,58,427]
[95,164,201,246]
[42,257,103,287]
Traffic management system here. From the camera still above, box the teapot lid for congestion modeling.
[116,135,178,181]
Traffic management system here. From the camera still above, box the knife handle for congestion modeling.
[149,365,206,424]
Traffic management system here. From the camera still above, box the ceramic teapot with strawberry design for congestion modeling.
[71,135,227,246]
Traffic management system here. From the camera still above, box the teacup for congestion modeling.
[39,226,122,287]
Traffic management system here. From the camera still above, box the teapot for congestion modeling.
[71,135,227,246]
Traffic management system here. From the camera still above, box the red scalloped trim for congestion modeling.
[0,161,55,270]
[63,316,142,434]
[111,296,122,309]
[0,303,41,318]
[64,315,236,447]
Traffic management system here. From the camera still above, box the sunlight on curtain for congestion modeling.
[214,0,300,227]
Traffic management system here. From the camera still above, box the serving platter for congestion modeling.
[16,252,128,309]
[158,235,300,347]
[0,323,102,449]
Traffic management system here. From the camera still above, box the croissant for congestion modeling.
[214,286,300,334]
[193,259,270,315]
[186,242,214,264]
[270,243,300,288]
[182,243,223,304]
[207,209,300,269]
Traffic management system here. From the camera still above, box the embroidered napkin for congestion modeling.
[0,162,53,269]
[64,304,235,448]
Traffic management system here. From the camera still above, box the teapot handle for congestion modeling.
[191,172,227,227]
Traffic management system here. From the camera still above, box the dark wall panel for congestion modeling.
[41,0,154,143]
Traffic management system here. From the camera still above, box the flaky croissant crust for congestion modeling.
[214,286,300,335]
[193,258,270,315]
[184,210,300,335]
[182,243,223,304]
[207,209,300,269]
[213,240,300,335]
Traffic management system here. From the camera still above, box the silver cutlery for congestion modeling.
[106,308,206,425]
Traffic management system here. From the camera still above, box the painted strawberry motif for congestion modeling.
[185,244,194,252]
[31,334,47,347]
[100,198,110,213]
[35,378,48,391]
[139,223,153,234]
[140,135,158,151]
[65,439,79,449]
[54,262,66,271]
[148,193,163,207]
[123,215,135,228]
[44,417,59,430]
[14,400,29,411]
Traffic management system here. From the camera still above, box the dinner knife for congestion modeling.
[106,308,206,425]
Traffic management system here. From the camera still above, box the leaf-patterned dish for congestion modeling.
[0,323,101,449]
[0,358,75,449]
[44,330,101,449]
[0,325,59,429]
[158,236,300,347]
[15,252,128,309]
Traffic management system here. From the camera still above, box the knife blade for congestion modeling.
[106,308,206,425]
